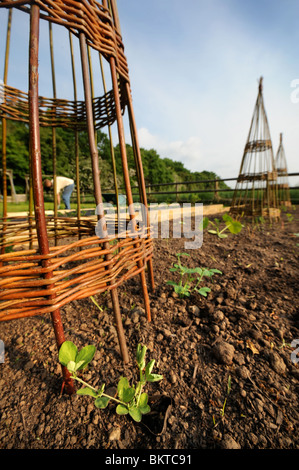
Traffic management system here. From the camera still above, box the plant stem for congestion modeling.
[71,375,126,406]
[219,225,229,235]
[221,397,227,416]
[193,272,204,291]
[90,295,103,312]
[71,375,97,392]
[136,368,144,407]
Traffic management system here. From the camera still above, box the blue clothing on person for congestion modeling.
[61,182,74,209]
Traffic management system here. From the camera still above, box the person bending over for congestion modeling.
[44,176,74,210]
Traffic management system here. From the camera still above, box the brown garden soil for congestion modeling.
[0,207,298,453]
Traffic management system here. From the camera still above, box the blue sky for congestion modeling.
[0,1,298,184]
[117,0,299,181]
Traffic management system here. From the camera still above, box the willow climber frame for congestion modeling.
[0,0,154,394]
[230,77,280,221]
[275,133,292,209]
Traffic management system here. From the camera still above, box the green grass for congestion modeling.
[0,201,96,216]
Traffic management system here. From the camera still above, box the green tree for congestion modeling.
[0,120,29,192]
[0,119,229,202]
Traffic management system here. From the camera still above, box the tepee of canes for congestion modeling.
[230,77,280,221]
[275,133,292,208]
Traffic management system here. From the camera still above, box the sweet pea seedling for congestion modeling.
[166,252,222,298]
[203,214,243,238]
[59,342,163,423]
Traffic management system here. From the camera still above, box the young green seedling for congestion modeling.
[166,252,222,298]
[166,252,193,297]
[220,375,231,417]
[59,342,163,423]
[203,214,243,238]
[90,295,103,312]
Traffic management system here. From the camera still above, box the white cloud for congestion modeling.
[138,128,201,170]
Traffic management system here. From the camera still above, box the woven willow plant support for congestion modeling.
[275,133,292,208]
[230,77,280,221]
[0,0,154,394]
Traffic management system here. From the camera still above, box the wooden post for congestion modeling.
[79,31,129,363]
[215,178,219,201]
[106,0,154,313]
[69,32,81,233]
[29,5,75,394]
[1,9,12,257]
[49,22,58,244]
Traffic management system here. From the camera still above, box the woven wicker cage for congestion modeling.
[230,77,280,221]
[0,0,154,388]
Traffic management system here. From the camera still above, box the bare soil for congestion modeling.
[0,207,298,452]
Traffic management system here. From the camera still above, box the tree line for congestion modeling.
[0,120,228,202]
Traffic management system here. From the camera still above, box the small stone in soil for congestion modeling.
[213,341,235,365]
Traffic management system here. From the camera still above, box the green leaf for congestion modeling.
[75,345,96,370]
[98,384,105,396]
[123,387,135,403]
[77,387,98,398]
[140,404,151,415]
[174,285,189,296]
[227,221,242,234]
[74,360,86,371]
[117,376,128,400]
[193,267,203,275]
[146,373,164,383]
[139,392,149,407]
[136,344,147,369]
[145,359,155,379]
[59,341,77,367]
[208,229,218,235]
[116,404,129,415]
[201,268,214,277]
[210,269,222,274]
[139,392,151,414]
[202,217,209,229]
[66,360,77,373]
[95,396,110,409]
[218,233,228,238]
[117,377,135,403]
[129,406,142,422]
[177,265,189,274]
[145,359,163,382]
[166,280,179,286]
[185,267,198,274]
[223,214,242,234]
[197,287,211,297]
[222,213,231,221]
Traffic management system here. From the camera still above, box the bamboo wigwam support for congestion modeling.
[275,133,292,208]
[0,0,154,390]
[230,77,280,221]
